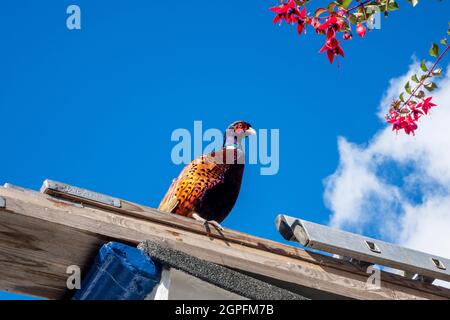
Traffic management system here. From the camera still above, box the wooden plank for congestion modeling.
[39,181,450,299]
[0,186,449,300]
[41,180,312,260]
[0,206,106,299]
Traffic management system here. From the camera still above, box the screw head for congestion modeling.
[0,197,6,208]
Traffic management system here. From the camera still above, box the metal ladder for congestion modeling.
[276,214,450,284]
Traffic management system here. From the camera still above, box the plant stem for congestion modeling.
[403,45,450,108]
[347,0,373,12]
[314,0,373,21]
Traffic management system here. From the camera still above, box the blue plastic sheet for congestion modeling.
[72,242,161,300]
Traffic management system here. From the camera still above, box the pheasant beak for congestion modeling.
[245,127,257,136]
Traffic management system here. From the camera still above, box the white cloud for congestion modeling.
[324,61,450,286]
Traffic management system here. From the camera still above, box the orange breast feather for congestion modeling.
[158,153,229,217]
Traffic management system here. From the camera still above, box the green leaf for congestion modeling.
[411,74,419,83]
[415,90,425,98]
[406,0,419,7]
[441,38,448,46]
[349,13,358,24]
[424,82,438,92]
[432,68,443,77]
[327,3,336,13]
[420,60,428,72]
[315,8,327,17]
[399,92,405,102]
[341,0,353,9]
[429,43,439,58]
[379,1,400,12]
[365,5,379,14]
[405,81,412,94]
[388,1,400,11]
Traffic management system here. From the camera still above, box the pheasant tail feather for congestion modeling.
[158,178,179,212]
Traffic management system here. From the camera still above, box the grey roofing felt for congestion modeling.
[138,240,308,300]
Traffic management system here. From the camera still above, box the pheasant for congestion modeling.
[158,121,256,231]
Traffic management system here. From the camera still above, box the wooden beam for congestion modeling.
[0,184,449,300]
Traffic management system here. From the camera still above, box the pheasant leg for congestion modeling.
[192,213,224,231]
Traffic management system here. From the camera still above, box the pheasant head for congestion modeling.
[223,121,256,149]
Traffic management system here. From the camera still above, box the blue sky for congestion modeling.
[1,0,449,299]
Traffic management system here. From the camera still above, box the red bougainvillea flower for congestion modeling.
[387,113,418,135]
[388,115,400,130]
[356,23,366,37]
[418,97,437,115]
[386,111,398,123]
[319,29,344,64]
[409,104,424,121]
[296,7,307,35]
[385,96,439,135]
[317,15,345,33]
[337,9,346,17]
[403,117,418,135]
[270,0,301,24]
[270,1,307,36]
[343,31,352,40]
[310,17,321,30]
